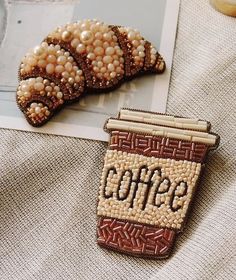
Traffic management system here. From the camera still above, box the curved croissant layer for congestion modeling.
[17,19,165,126]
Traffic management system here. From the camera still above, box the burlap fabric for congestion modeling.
[0,0,236,279]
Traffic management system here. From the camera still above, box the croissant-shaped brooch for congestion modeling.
[16,19,165,126]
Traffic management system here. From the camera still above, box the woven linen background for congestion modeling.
[0,0,236,279]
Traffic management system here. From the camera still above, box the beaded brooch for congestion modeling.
[97,109,220,258]
[16,19,165,126]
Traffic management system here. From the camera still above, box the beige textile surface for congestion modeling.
[0,0,236,279]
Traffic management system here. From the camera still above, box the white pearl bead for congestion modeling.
[65,62,72,72]
[34,82,44,91]
[47,55,56,63]
[132,40,139,47]
[103,55,112,64]
[46,63,55,74]
[71,38,80,48]
[103,33,112,41]
[95,32,103,40]
[68,77,74,84]
[100,67,106,73]
[28,78,35,85]
[56,92,63,99]
[93,66,99,73]
[127,31,136,41]
[116,66,122,74]
[75,75,81,82]
[41,42,48,48]
[27,57,37,66]
[137,45,145,52]
[110,72,116,78]
[48,45,55,54]
[103,42,109,49]
[38,60,47,68]
[45,86,52,92]
[55,65,64,73]
[77,70,83,76]
[80,30,94,44]
[94,47,104,56]
[62,71,69,78]
[35,106,41,114]
[57,56,66,65]
[138,51,145,58]
[105,47,115,56]
[24,92,31,98]
[30,103,37,108]
[36,77,43,82]
[113,60,119,67]
[93,39,102,47]
[151,48,156,54]
[107,63,115,71]
[21,84,29,92]
[87,53,95,60]
[76,44,85,54]
[96,56,102,61]
[62,31,72,41]
[97,61,103,68]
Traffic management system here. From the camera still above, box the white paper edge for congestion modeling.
[151,0,180,112]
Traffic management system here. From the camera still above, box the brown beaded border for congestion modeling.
[109,130,208,163]
[97,217,176,259]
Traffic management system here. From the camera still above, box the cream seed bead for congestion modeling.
[65,62,72,72]
[24,92,31,98]
[75,75,81,82]
[95,32,103,40]
[93,66,99,73]
[38,60,47,68]
[97,61,103,68]
[107,63,115,71]
[45,63,54,74]
[34,82,44,91]
[55,65,64,73]
[27,57,37,66]
[36,77,43,83]
[67,56,74,63]
[94,46,104,56]
[33,46,44,56]
[45,86,52,92]
[127,31,136,40]
[76,43,86,53]
[57,55,66,65]
[100,67,106,73]
[62,71,69,78]
[87,53,96,60]
[77,70,83,76]
[103,32,112,41]
[137,45,145,52]
[68,77,74,84]
[80,30,94,44]
[103,42,109,49]
[93,39,102,47]
[110,72,116,78]
[103,55,112,64]
[62,30,72,41]
[105,47,115,56]
[96,56,102,61]
[56,92,63,99]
